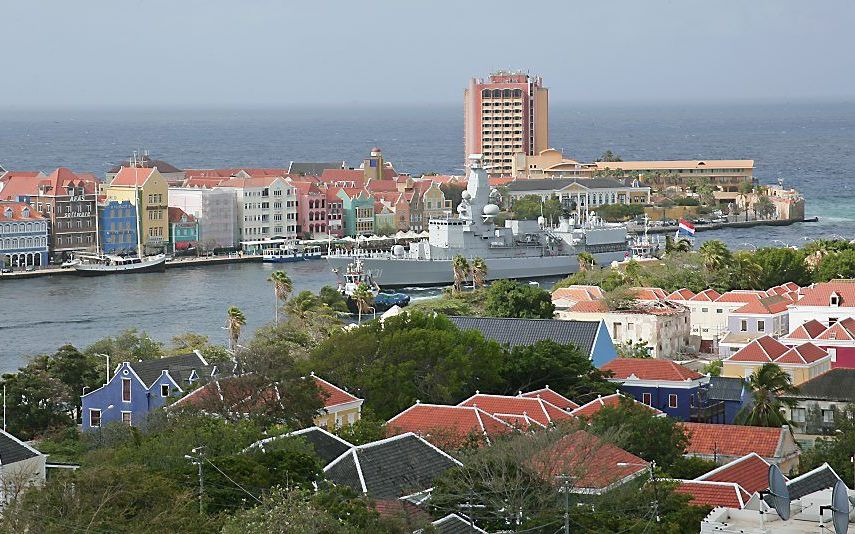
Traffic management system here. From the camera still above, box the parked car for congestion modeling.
[1,267,12,274]
[24,265,35,272]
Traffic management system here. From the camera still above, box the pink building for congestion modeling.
[292,180,328,238]
[782,317,855,369]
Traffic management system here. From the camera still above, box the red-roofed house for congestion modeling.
[518,386,579,411]
[782,318,855,369]
[718,295,794,357]
[600,358,708,420]
[1,167,99,260]
[386,402,513,449]
[673,479,752,509]
[679,422,800,474]
[551,285,606,309]
[457,393,574,427]
[167,207,198,253]
[665,288,696,301]
[0,201,50,267]
[694,452,773,493]
[570,392,665,418]
[722,335,831,385]
[105,167,169,254]
[789,281,855,331]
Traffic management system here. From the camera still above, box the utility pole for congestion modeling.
[457,498,486,533]
[184,446,205,514]
[556,474,572,534]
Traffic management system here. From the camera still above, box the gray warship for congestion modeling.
[325,154,629,288]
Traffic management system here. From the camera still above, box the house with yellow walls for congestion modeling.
[103,167,169,254]
[722,335,831,385]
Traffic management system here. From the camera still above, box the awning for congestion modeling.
[174,241,193,250]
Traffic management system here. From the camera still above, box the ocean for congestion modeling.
[0,101,853,370]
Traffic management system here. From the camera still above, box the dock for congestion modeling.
[626,217,819,235]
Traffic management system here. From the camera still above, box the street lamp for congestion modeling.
[618,461,659,522]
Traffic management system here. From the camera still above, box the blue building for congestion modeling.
[98,200,138,255]
[0,201,49,268]
[81,352,217,431]
[700,376,750,424]
[600,358,709,420]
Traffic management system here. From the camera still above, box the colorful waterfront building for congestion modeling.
[98,200,138,255]
[167,207,198,254]
[0,201,49,268]
[337,188,375,236]
[216,174,298,242]
[168,186,238,252]
[292,179,329,238]
[103,167,169,254]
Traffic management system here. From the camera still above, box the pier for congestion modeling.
[626,217,819,235]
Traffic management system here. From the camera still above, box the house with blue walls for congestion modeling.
[600,358,709,420]
[448,316,617,368]
[701,376,749,424]
[98,200,138,255]
[81,352,217,431]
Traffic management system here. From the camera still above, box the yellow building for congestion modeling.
[721,336,831,386]
[104,167,169,254]
[311,374,364,429]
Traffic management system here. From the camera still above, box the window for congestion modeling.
[740,320,748,332]
[791,407,806,423]
[823,409,835,424]
[161,384,169,397]
[829,347,837,362]
[642,392,652,405]
[702,307,708,313]
[122,411,132,426]
[668,394,678,408]
[89,409,101,428]
[758,320,765,332]
[122,378,131,402]
[716,308,723,314]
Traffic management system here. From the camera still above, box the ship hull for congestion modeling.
[74,257,167,276]
[325,255,583,288]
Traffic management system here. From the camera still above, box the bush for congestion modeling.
[484,279,555,319]
[593,203,646,222]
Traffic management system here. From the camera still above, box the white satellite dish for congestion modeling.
[831,479,850,534]
[768,464,791,521]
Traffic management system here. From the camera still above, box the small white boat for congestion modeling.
[262,244,322,263]
[73,253,167,276]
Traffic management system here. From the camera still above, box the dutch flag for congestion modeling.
[678,219,696,237]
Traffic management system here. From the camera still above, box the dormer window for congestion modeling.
[830,293,841,306]
[3,208,11,219]
[22,208,29,218]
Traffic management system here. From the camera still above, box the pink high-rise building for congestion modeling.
[464,71,549,176]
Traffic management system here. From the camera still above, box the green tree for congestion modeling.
[511,194,563,222]
[47,344,101,421]
[0,362,74,439]
[703,359,723,377]
[500,340,614,399]
[351,282,375,324]
[664,235,692,255]
[735,363,798,427]
[597,150,623,162]
[588,396,689,468]
[484,279,555,319]
[226,307,247,352]
[268,270,294,324]
[319,284,349,312]
[331,409,388,445]
[814,250,855,282]
[470,257,488,289]
[754,193,776,219]
[751,247,810,287]
[800,405,855,486]
[578,251,595,272]
[615,340,653,358]
[593,203,645,222]
[698,240,732,271]
[738,181,755,222]
[726,250,765,290]
[451,255,469,295]
[84,328,164,362]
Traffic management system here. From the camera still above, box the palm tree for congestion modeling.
[578,252,595,272]
[470,257,488,289]
[451,255,470,295]
[267,270,293,324]
[698,240,731,271]
[734,363,799,427]
[225,307,246,352]
[351,282,374,324]
[665,236,692,255]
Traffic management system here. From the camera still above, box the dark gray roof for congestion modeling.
[426,514,486,534]
[290,427,354,465]
[789,369,855,402]
[288,161,344,176]
[765,463,842,507]
[129,352,210,388]
[324,433,461,500]
[108,156,183,174]
[707,376,746,402]
[0,429,42,465]
[507,177,631,192]
[449,316,600,356]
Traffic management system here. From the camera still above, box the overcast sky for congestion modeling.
[3,0,854,109]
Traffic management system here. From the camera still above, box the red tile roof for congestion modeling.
[566,300,609,313]
[216,176,282,189]
[689,289,722,302]
[787,319,827,340]
[535,431,649,492]
[458,393,574,427]
[775,342,828,364]
[518,387,579,411]
[815,318,855,341]
[110,167,156,186]
[600,358,704,381]
[0,201,45,221]
[312,374,361,408]
[167,206,195,224]
[493,413,545,429]
[714,291,766,304]
[795,281,855,307]
[631,287,667,301]
[184,177,228,188]
[674,480,751,509]
[551,285,605,303]
[733,295,792,315]
[726,336,789,363]
[570,393,664,418]
[680,422,786,459]
[695,453,773,494]
[386,403,513,448]
[666,288,696,301]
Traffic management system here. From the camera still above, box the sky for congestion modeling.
[2,0,854,109]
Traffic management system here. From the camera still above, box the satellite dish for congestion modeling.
[831,479,850,534]
[768,464,791,521]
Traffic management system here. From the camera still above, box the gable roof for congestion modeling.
[110,166,156,187]
[689,289,722,302]
[714,290,766,304]
[551,285,606,303]
[788,368,855,402]
[786,319,827,340]
[732,295,792,315]
[128,352,209,388]
[246,426,353,465]
[815,318,855,341]
[706,376,746,402]
[600,358,704,382]
[795,281,855,307]
[695,452,772,493]
[570,393,664,418]
[386,403,513,448]
[288,161,344,176]
[518,387,580,411]
[666,288,696,301]
[167,206,196,224]
[680,422,790,459]
[447,316,601,356]
[0,428,43,465]
[424,513,487,534]
[774,342,828,364]
[674,480,751,509]
[726,335,790,363]
[457,393,575,427]
[630,287,667,301]
[785,462,842,500]
[323,433,461,499]
[311,373,362,408]
[0,201,45,221]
